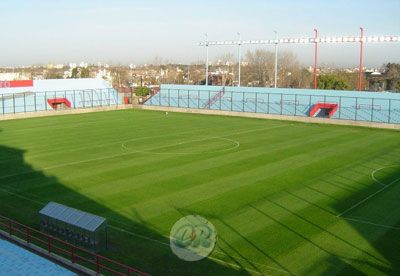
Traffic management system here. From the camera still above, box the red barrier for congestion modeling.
[0,214,149,276]
[0,80,33,88]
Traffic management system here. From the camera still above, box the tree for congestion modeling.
[277,51,309,88]
[317,74,351,90]
[71,67,79,78]
[80,67,90,78]
[70,67,90,79]
[383,63,400,91]
[45,70,63,79]
[135,86,151,96]
[243,49,275,86]
[242,49,309,88]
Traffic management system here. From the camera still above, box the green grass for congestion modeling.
[0,109,399,275]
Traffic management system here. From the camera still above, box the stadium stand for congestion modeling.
[0,238,74,276]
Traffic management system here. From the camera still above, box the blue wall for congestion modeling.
[145,84,400,124]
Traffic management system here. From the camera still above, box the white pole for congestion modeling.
[205,33,209,86]
[274,31,278,88]
[237,32,241,87]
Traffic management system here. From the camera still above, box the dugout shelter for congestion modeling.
[39,202,107,252]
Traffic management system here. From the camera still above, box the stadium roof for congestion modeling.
[39,202,106,232]
[0,78,112,94]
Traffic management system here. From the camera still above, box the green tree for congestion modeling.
[70,67,90,78]
[135,86,151,96]
[71,67,79,78]
[383,63,400,91]
[317,74,351,90]
[396,81,400,92]
[80,67,90,78]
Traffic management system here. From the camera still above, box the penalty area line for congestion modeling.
[337,176,400,218]
[371,165,400,187]
[0,187,45,205]
[341,217,400,231]
[0,186,288,275]
[109,224,290,275]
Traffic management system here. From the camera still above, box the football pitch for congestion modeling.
[0,109,399,275]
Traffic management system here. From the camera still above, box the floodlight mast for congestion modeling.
[205,33,209,86]
[237,32,241,87]
[198,32,400,91]
[274,31,278,88]
[358,27,364,92]
[313,28,318,90]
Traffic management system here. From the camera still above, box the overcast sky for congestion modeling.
[0,0,399,67]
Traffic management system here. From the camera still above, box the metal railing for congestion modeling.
[0,214,149,276]
[146,89,400,124]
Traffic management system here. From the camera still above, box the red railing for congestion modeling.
[0,214,150,276]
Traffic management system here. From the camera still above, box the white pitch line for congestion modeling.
[122,136,240,155]
[0,124,287,180]
[208,256,268,276]
[0,189,265,273]
[0,187,45,205]
[342,217,400,231]
[0,127,213,163]
[337,176,400,218]
[120,124,287,154]
[0,128,225,180]
[371,165,400,187]
[0,152,132,180]
[109,224,290,275]
[0,180,289,275]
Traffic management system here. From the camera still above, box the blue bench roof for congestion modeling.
[39,202,106,232]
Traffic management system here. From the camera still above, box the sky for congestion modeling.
[0,0,399,67]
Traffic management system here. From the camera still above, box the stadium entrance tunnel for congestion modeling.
[0,142,249,275]
[47,98,71,110]
[309,102,339,118]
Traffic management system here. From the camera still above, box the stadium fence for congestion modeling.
[0,214,149,276]
[0,88,124,115]
[145,85,400,124]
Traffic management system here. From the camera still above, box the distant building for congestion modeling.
[0,72,30,81]
[366,71,389,91]
[0,78,112,94]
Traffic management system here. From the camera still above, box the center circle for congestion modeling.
[170,215,217,261]
[122,136,239,155]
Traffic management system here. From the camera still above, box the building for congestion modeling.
[0,78,121,114]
